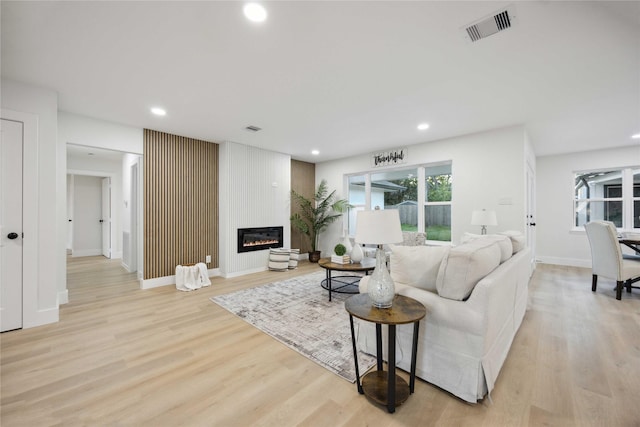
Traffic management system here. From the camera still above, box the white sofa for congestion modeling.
[357,233,531,403]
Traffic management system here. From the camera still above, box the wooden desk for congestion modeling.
[345,293,426,413]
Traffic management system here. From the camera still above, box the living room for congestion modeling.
[1,1,639,425]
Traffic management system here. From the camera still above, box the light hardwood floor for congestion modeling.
[1,257,639,426]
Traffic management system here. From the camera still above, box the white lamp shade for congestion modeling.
[471,210,498,226]
[354,209,403,245]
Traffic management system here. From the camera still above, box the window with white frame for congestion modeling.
[424,164,452,241]
[347,162,452,242]
[574,167,640,229]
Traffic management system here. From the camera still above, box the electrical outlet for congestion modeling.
[205,255,211,263]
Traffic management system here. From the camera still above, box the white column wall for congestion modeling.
[536,145,640,267]
[315,126,527,257]
[121,153,142,274]
[219,141,291,277]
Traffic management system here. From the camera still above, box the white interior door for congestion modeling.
[72,175,102,257]
[129,163,138,272]
[1,118,23,332]
[526,162,537,271]
[101,177,111,258]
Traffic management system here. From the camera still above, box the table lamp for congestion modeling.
[471,209,497,235]
[354,208,403,308]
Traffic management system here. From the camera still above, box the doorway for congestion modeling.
[526,160,537,272]
[66,144,142,301]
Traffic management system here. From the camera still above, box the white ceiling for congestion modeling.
[2,1,639,163]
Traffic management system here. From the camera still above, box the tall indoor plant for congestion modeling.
[290,179,351,262]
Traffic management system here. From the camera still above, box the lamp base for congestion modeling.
[367,247,395,309]
[371,300,393,309]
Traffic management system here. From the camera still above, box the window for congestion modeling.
[424,164,452,241]
[347,162,452,242]
[347,174,366,237]
[574,167,640,229]
[371,168,418,231]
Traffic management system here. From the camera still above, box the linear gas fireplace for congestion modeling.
[237,226,284,253]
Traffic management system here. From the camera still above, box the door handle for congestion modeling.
[7,232,19,239]
[99,219,104,223]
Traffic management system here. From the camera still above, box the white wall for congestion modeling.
[536,145,640,267]
[121,153,143,275]
[315,126,528,257]
[59,111,143,153]
[219,141,291,277]
[1,79,60,327]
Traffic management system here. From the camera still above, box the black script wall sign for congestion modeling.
[371,147,408,167]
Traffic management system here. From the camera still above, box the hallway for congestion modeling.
[66,255,138,307]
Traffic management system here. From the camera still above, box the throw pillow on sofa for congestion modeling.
[436,238,502,300]
[390,245,450,293]
[497,230,526,253]
[460,232,513,263]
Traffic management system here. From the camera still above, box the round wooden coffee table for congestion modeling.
[317,257,376,302]
[345,293,426,413]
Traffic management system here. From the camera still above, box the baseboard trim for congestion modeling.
[141,268,221,289]
[223,266,268,279]
[72,249,102,257]
[23,306,59,329]
[58,289,69,305]
[536,256,591,269]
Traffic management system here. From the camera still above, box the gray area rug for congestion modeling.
[211,270,376,383]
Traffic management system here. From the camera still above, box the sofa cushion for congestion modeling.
[460,233,513,263]
[390,245,450,293]
[497,230,526,253]
[436,238,502,300]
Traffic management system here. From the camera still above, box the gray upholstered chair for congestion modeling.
[584,220,640,300]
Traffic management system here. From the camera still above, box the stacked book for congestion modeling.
[331,254,351,264]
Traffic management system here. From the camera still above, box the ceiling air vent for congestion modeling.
[463,6,516,43]
[245,125,262,132]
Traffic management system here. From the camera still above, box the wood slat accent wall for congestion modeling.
[143,129,219,280]
[290,159,315,254]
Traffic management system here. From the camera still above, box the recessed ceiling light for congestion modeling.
[311,150,320,155]
[151,107,166,116]
[632,133,640,139]
[417,123,430,130]
[244,3,267,22]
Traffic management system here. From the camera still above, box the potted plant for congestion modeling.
[290,179,351,262]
